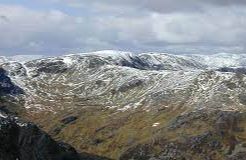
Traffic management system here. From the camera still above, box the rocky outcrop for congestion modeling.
[0,68,23,95]
[0,111,80,160]
[217,67,246,75]
[61,116,78,124]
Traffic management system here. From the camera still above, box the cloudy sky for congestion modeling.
[0,0,246,56]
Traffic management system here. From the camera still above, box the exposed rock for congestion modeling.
[217,67,246,75]
[0,112,80,160]
[1,62,27,77]
[25,58,68,75]
[61,116,78,124]
[0,68,24,95]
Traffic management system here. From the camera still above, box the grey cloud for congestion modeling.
[0,15,9,23]
[1,3,246,56]
[56,0,246,13]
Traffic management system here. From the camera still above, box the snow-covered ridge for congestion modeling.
[76,51,246,69]
[78,50,133,60]
[186,53,246,68]
[0,55,45,64]
[1,51,246,69]
[2,50,246,113]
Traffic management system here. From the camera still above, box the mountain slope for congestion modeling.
[2,51,246,159]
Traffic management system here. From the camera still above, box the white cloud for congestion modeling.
[151,8,246,45]
[0,5,90,55]
[0,3,246,55]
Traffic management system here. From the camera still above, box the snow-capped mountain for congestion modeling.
[2,50,246,159]
[186,52,246,68]
[1,50,246,112]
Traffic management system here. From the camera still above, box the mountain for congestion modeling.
[1,50,246,159]
[186,53,246,68]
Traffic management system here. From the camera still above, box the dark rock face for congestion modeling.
[1,62,27,77]
[117,56,150,70]
[0,112,80,160]
[217,67,246,75]
[61,116,78,124]
[25,59,68,74]
[0,68,24,95]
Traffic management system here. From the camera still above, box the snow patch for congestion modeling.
[152,122,160,127]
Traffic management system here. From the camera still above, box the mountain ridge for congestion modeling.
[2,50,246,69]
